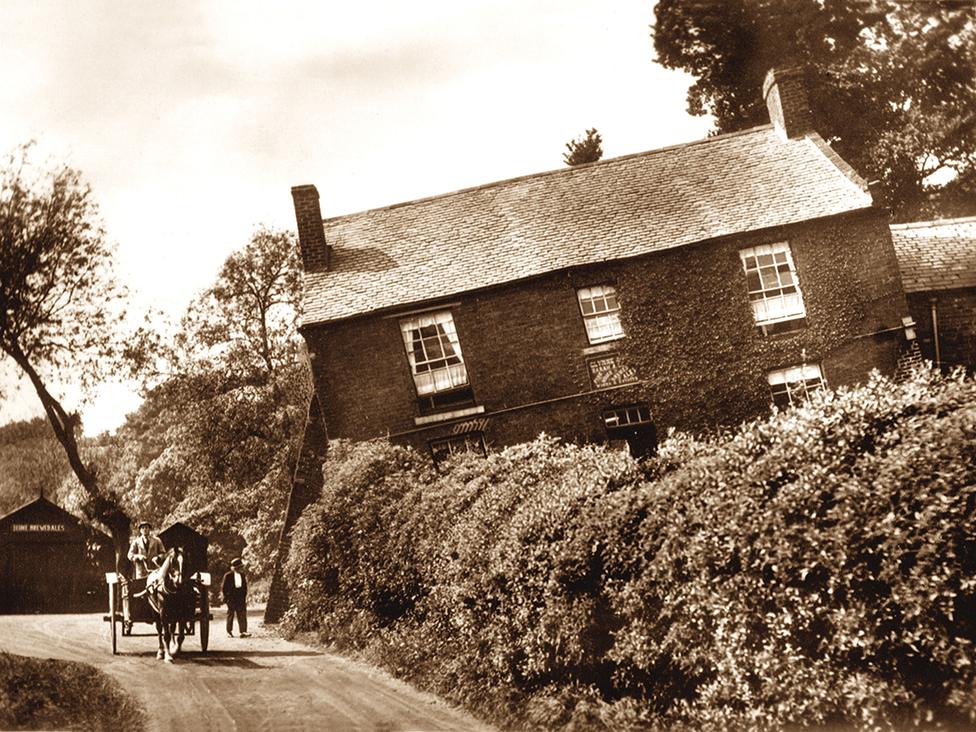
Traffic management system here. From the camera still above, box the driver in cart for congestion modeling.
[128,520,166,578]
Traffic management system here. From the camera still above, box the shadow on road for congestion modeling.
[201,649,324,659]
[119,649,324,667]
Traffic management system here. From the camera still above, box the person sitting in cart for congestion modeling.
[127,520,166,578]
[221,557,250,638]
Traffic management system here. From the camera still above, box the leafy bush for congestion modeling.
[284,368,976,730]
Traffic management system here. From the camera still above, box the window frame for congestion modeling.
[398,310,470,399]
[767,363,826,408]
[602,404,653,429]
[602,404,657,458]
[576,284,625,345]
[739,242,806,331]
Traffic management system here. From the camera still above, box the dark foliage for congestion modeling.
[653,0,976,220]
[563,128,604,166]
[285,368,976,730]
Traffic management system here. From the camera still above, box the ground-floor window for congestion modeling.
[603,404,657,458]
[767,363,825,408]
[429,431,487,467]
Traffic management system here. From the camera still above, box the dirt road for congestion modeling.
[0,608,493,731]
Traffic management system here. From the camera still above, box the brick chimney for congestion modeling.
[763,67,814,139]
[291,184,331,273]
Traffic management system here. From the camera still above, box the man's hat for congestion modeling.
[138,520,152,529]
[230,557,243,568]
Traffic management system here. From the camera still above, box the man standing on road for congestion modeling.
[221,557,250,638]
[127,521,165,579]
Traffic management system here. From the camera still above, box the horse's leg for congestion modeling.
[161,609,175,663]
[156,616,165,660]
[169,621,181,657]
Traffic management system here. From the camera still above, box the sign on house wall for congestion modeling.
[588,355,639,390]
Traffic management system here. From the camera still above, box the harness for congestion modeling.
[135,549,184,615]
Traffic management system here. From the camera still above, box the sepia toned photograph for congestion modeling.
[1,1,975,730]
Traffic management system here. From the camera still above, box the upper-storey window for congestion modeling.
[399,311,468,396]
[739,242,806,329]
[768,363,825,409]
[577,285,624,344]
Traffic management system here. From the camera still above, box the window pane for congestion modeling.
[424,336,446,361]
[760,268,779,289]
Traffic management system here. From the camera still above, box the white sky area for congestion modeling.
[0,0,713,435]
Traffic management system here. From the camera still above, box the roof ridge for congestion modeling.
[890,215,976,230]
[805,132,869,194]
[0,494,75,524]
[323,124,775,223]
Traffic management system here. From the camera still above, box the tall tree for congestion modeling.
[0,144,132,561]
[118,226,308,576]
[653,0,976,220]
[563,128,604,166]
[178,226,302,380]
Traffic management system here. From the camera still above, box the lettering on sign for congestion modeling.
[587,355,639,390]
[453,418,489,435]
[11,523,67,532]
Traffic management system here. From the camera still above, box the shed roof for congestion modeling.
[303,125,872,326]
[890,217,976,293]
[0,496,90,539]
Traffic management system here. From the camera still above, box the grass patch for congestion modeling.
[0,651,145,731]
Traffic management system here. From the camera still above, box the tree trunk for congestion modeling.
[8,344,132,569]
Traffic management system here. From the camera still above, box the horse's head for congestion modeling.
[159,546,185,594]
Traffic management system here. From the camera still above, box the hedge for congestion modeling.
[283,368,976,730]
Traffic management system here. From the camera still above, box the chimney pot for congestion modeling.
[763,67,814,139]
[291,184,331,273]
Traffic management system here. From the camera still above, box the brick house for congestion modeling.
[891,217,976,370]
[292,68,913,462]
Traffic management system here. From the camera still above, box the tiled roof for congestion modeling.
[891,217,976,293]
[303,125,872,325]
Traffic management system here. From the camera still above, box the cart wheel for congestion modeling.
[199,590,209,652]
[108,582,118,655]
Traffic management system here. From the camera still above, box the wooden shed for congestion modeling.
[0,496,109,613]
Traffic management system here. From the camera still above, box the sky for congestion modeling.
[0,0,713,435]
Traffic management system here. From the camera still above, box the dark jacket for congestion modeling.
[221,570,248,608]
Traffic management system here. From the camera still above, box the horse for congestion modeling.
[137,546,194,662]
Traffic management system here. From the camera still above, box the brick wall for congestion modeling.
[763,67,814,139]
[291,185,331,273]
[303,208,908,456]
[906,288,976,370]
